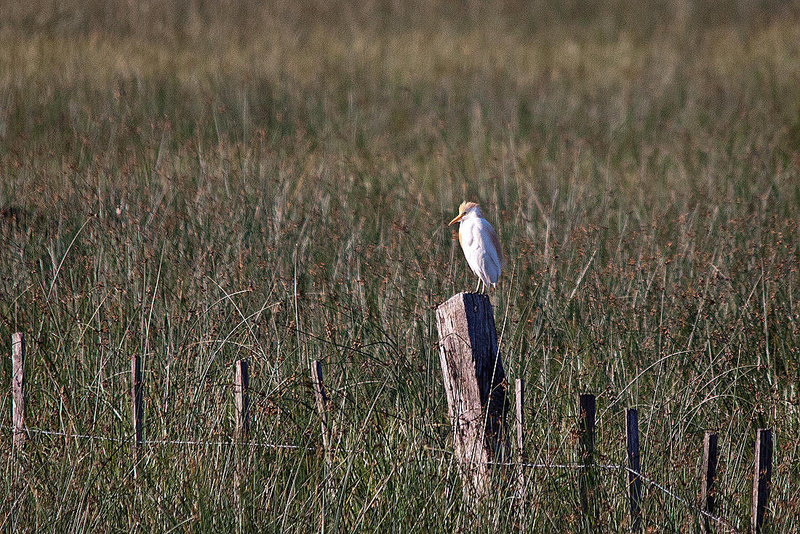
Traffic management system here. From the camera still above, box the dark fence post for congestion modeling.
[626,408,642,532]
[578,393,596,523]
[131,353,143,479]
[701,431,719,533]
[752,428,773,534]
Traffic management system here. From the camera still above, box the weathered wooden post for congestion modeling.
[515,379,524,455]
[435,292,509,499]
[515,378,526,502]
[752,428,773,534]
[131,353,143,479]
[235,360,249,440]
[626,408,642,532]
[578,393,596,522]
[310,359,333,534]
[701,431,719,534]
[311,359,330,455]
[234,359,249,511]
[12,332,26,450]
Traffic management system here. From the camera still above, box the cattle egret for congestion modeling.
[449,201,504,293]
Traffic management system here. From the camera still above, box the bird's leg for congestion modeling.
[475,279,482,294]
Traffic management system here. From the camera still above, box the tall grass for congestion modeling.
[1,1,799,531]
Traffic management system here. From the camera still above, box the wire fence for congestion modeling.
[4,329,760,533]
[2,424,738,532]
[2,424,311,450]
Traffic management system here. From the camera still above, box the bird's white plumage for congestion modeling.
[460,216,501,285]
[449,202,503,293]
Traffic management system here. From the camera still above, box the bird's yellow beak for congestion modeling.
[448,213,464,226]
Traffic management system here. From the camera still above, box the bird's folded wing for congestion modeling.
[484,222,505,268]
[470,220,503,274]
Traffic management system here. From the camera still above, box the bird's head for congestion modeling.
[448,201,482,226]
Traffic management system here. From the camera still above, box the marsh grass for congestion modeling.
[1,0,799,531]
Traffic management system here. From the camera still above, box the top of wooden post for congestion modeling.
[436,292,502,409]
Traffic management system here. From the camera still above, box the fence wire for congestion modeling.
[3,424,737,532]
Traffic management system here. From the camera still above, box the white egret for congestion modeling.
[448,201,504,294]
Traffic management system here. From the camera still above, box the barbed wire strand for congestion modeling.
[487,460,737,532]
[2,425,311,450]
[3,425,736,530]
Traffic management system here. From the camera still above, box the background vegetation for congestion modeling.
[1,0,799,530]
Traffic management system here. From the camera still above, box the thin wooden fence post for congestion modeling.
[578,393,596,522]
[436,292,509,500]
[311,360,331,458]
[310,359,332,534]
[626,408,642,532]
[131,353,143,479]
[12,333,26,450]
[515,379,524,455]
[752,428,773,534]
[235,360,249,441]
[234,359,249,513]
[515,378,526,502]
[701,431,719,534]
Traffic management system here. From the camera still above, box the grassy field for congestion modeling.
[1,0,799,531]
